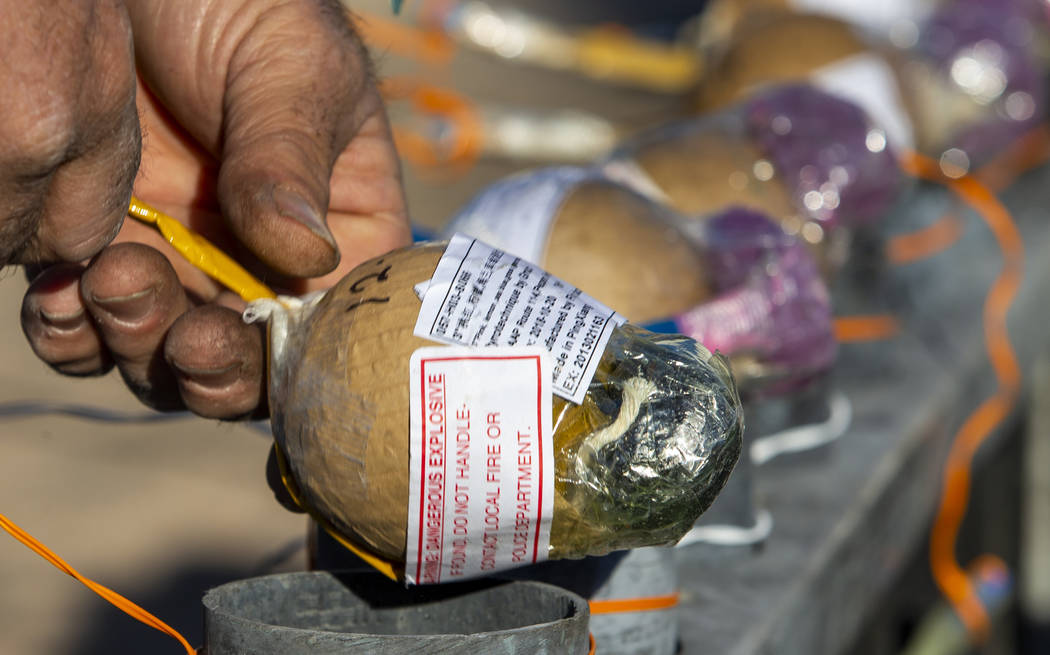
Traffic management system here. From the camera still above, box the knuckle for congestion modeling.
[0,101,77,175]
[86,242,168,283]
[0,2,136,173]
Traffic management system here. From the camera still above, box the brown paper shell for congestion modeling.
[276,244,443,562]
[698,12,869,111]
[541,180,711,324]
[274,243,667,564]
[631,129,800,221]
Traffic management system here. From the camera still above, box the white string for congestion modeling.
[750,392,853,467]
[243,291,326,371]
[676,508,774,548]
[574,376,659,480]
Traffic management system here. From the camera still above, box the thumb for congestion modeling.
[218,124,343,279]
[216,6,378,278]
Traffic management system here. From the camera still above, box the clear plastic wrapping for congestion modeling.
[693,0,1048,173]
[549,323,743,557]
[248,242,743,576]
[898,0,1047,168]
[604,83,905,273]
[742,84,904,231]
[675,207,836,395]
[444,166,835,396]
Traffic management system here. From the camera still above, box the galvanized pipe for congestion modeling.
[203,571,590,654]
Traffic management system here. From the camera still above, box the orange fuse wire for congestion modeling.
[0,512,197,654]
[897,148,1024,641]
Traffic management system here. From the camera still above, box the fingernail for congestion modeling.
[40,307,85,332]
[274,187,337,249]
[171,361,242,390]
[91,288,156,323]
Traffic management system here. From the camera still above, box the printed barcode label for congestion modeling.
[404,346,553,585]
[414,233,626,404]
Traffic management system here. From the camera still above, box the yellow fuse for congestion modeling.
[127,197,276,302]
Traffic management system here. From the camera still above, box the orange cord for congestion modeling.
[886,213,966,265]
[350,4,488,175]
[0,512,197,654]
[973,124,1050,194]
[832,315,901,343]
[887,125,1050,265]
[589,593,680,614]
[382,77,484,172]
[353,11,454,65]
[897,149,1024,641]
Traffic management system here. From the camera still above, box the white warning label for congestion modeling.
[405,346,554,585]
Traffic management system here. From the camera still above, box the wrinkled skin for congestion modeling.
[7,0,411,418]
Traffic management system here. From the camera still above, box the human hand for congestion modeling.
[17,0,411,418]
[0,1,139,267]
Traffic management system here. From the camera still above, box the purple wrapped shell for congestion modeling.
[744,84,903,231]
[670,208,836,394]
[917,0,1046,163]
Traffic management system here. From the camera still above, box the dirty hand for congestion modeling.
[16,0,410,418]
